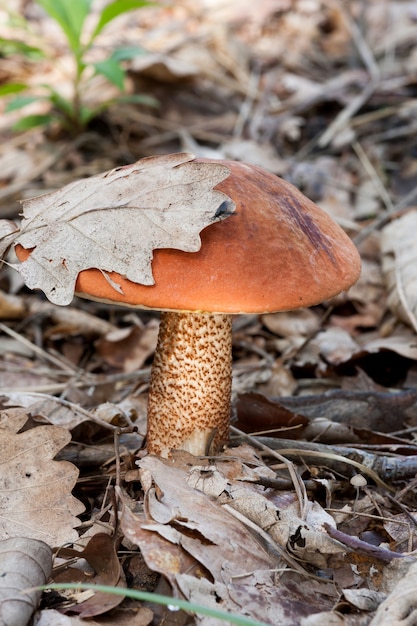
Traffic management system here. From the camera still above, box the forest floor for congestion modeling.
[1,1,417,625]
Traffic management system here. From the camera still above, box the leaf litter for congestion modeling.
[0,408,84,546]
[2,0,417,624]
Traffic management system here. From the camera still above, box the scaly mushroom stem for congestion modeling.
[147,311,233,457]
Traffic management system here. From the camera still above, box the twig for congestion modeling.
[318,80,377,148]
[352,141,394,211]
[233,436,413,489]
[350,100,417,128]
[233,67,261,139]
[1,391,120,430]
[230,426,309,519]
[354,183,417,246]
[222,503,320,579]
[277,447,391,490]
[121,109,234,148]
[324,523,412,562]
[0,321,76,373]
[341,7,380,81]
[367,120,417,144]
[0,368,151,394]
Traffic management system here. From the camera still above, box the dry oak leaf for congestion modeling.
[381,210,417,333]
[11,153,235,306]
[0,537,52,626]
[55,533,126,618]
[122,456,274,583]
[0,408,84,546]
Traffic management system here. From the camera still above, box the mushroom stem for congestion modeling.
[147,311,233,457]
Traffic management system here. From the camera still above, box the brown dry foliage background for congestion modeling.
[1,1,417,625]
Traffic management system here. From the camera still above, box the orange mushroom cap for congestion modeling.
[16,159,361,313]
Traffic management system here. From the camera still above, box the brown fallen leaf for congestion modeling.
[177,570,335,626]
[9,153,234,305]
[0,537,52,626]
[120,452,342,625]
[384,512,417,554]
[186,460,343,570]
[381,209,417,332]
[0,408,84,546]
[235,392,308,437]
[261,308,321,337]
[0,290,27,319]
[130,51,199,82]
[54,533,126,618]
[247,388,417,433]
[120,499,199,582]
[122,456,274,581]
[96,320,159,372]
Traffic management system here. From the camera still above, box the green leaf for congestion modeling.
[43,84,96,127]
[5,95,44,112]
[36,0,92,54]
[42,87,93,128]
[40,583,270,626]
[74,103,96,125]
[94,58,125,91]
[0,83,28,97]
[12,114,53,131]
[46,89,75,117]
[0,37,44,59]
[91,0,153,40]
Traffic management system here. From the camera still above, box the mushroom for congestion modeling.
[68,158,360,458]
[14,156,361,458]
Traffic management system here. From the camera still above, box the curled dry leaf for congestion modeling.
[96,320,159,372]
[13,153,235,305]
[54,533,126,618]
[0,291,27,320]
[261,308,321,337]
[291,327,359,373]
[130,51,199,81]
[381,210,417,332]
[0,537,52,626]
[0,408,84,546]
[308,327,360,365]
[235,392,309,436]
[0,220,19,256]
[128,456,274,580]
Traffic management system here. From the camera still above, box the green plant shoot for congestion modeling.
[1,0,156,133]
[39,583,272,626]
